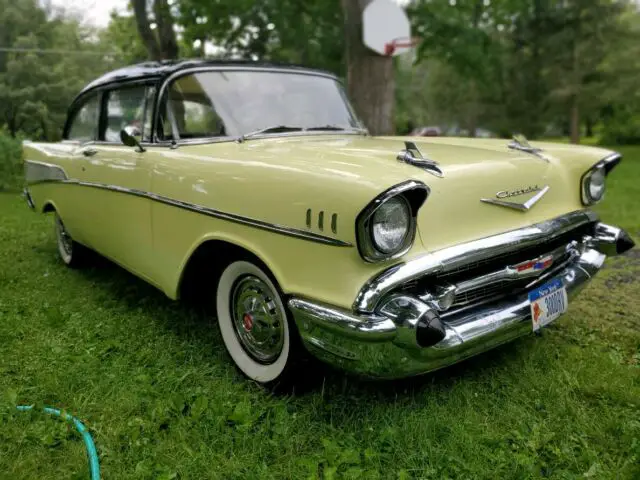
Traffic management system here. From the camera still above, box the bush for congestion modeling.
[600,107,640,146]
[0,131,23,191]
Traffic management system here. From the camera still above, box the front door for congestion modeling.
[73,84,158,284]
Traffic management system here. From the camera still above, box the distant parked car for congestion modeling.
[23,60,635,386]
[411,126,442,136]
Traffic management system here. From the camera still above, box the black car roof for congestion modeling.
[77,59,336,97]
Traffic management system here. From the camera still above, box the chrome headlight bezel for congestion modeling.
[580,152,622,206]
[356,181,429,263]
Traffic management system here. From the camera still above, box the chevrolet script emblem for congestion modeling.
[481,185,550,211]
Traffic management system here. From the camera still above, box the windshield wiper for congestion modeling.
[237,124,369,142]
[306,125,368,134]
[237,125,304,142]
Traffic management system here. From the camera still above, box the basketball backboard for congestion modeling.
[362,0,412,56]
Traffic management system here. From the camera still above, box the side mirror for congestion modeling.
[120,126,145,152]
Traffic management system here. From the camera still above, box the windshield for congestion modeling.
[158,70,363,141]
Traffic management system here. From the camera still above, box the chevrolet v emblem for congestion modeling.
[481,185,550,211]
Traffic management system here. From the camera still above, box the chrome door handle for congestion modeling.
[82,148,98,157]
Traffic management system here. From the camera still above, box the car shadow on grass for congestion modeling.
[67,250,538,400]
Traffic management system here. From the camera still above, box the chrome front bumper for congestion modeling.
[289,213,635,379]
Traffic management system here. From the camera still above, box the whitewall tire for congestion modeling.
[216,260,294,385]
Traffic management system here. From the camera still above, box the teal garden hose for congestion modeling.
[16,405,100,480]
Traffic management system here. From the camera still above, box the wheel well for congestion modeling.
[178,240,274,305]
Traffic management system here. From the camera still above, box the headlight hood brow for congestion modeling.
[358,180,429,222]
[580,151,622,206]
[355,180,429,263]
[595,152,622,174]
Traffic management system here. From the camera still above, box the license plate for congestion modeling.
[528,278,568,331]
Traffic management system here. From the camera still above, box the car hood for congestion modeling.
[234,135,614,252]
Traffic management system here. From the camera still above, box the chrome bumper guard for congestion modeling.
[289,213,635,379]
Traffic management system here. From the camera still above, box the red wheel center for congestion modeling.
[242,313,254,331]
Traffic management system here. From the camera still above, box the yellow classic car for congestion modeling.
[23,60,635,385]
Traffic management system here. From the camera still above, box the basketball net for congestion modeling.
[383,37,419,56]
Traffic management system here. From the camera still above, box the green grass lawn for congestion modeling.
[1,148,639,480]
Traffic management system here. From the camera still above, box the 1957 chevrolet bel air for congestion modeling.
[23,60,635,385]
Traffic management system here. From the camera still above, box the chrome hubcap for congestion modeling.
[230,275,285,364]
[56,216,72,257]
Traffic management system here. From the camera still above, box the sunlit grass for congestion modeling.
[0,148,638,479]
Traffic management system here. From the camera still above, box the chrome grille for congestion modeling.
[409,227,590,314]
[449,278,536,309]
[435,223,593,282]
[453,280,509,307]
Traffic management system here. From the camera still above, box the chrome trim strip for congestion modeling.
[481,185,550,211]
[30,175,352,247]
[25,160,69,184]
[353,210,597,313]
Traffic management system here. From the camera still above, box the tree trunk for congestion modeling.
[570,94,580,144]
[153,0,179,59]
[341,0,395,135]
[585,116,593,138]
[132,0,178,60]
[132,0,161,60]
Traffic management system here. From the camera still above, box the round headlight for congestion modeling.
[371,196,411,253]
[587,166,606,202]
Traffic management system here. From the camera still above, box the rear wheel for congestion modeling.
[216,260,299,386]
[54,214,89,268]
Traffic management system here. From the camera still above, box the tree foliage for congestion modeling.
[101,11,149,65]
[0,0,121,140]
[409,0,640,142]
[177,0,345,74]
[1,0,639,144]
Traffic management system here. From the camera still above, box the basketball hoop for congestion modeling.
[363,0,412,57]
[383,37,419,56]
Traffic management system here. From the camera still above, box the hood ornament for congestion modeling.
[481,185,550,211]
[508,134,549,162]
[397,141,444,178]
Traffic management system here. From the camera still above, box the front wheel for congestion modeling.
[216,260,298,386]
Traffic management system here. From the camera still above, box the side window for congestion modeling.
[68,95,100,141]
[102,85,155,142]
[159,75,226,140]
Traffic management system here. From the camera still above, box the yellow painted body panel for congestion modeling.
[24,135,615,309]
